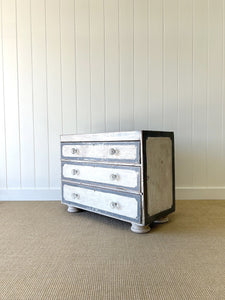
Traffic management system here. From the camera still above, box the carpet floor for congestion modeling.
[0,200,225,299]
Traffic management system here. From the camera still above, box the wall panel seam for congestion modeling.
[191,0,194,187]
[44,0,50,187]
[59,0,63,134]
[162,0,165,130]
[132,0,134,130]
[15,0,22,188]
[147,0,149,128]
[30,0,36,187]
[177,0,180,137]
[102,0,106,131]
[73,0,77,133]
[222,0,225,164]
[0,0,7,188]
[118,0,121,131]
[206,0,209,187]
[88,0,92,133]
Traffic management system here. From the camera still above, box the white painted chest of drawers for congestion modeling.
[61,130,175,233]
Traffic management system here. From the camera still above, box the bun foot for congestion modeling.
[131,223,151,234]
[67,206,81,213]
[153,216,169,224]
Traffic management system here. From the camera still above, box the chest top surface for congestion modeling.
[61,130,142,142]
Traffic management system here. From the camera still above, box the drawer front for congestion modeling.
[61,141,140,164]
[62,162,140,192]
[62,183,141,223]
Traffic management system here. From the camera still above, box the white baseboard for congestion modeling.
[0,188,61,201]
[176,187,225,200]
[0,187,225,201]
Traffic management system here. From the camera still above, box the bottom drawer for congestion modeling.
[62,183,141,223]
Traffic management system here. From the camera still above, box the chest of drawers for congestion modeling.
[61,130,175,233]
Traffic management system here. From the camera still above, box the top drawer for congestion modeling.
[61,141,140,164]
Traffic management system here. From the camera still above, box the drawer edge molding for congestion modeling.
[62,183,141,223]
[60,131,142,142]
[61,179,142,195]
[61,141,140,164]
[61,161,141,192]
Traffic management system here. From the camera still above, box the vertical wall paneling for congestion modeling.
[75,0,91,133]
[192,0,208,187]
[17,0,35,187]
[60,0,76,134]
[0,0,7,188]
[1,0,225,199]
[89,0,105,133]
[31,0,49,188]
[46,0,62,187]
[148,0,163,130]
[119,0,134,131]
[133,0,148,130]
[176,0,193,187]
[223,0,225,185]
[104,0,120,132]
[207,0,223,186]
[163,0,178,131]
[1,0,21,188]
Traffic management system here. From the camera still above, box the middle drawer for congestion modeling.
[61,161,141,192]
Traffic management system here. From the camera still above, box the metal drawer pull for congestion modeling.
[72,193,80,199]
[71,148,79,154]
[71,169,80,176]
[109,148,119,155]
[110,202,120,209]
[110,173,120,181]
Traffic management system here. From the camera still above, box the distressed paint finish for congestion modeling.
[61,141,139,163]
[62,162,140,191]
[146,137,173,216]
[60,131,142,142]
[62,183,140,222]
[61,130,175,233]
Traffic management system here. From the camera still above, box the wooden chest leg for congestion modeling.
[153,216,169,224]
[67,205,81,213]
[131,223,151,233]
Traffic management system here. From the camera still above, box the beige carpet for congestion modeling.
[0,200,225,300]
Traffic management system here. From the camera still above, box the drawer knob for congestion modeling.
[72,193,80,199]
[110,202,120,209]
[110,173,120,181]
[71,148,79,154]
[71,169,80,176]
[109,148,119,155]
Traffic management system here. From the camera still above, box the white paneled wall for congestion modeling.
[0,0,225,200]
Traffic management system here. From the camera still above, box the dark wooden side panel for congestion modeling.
[142,131,175,223]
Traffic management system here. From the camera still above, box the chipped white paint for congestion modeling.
[62,163,140,190]
[62,142,138,162]
[60,131,142,142]
[63,184,138,219]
